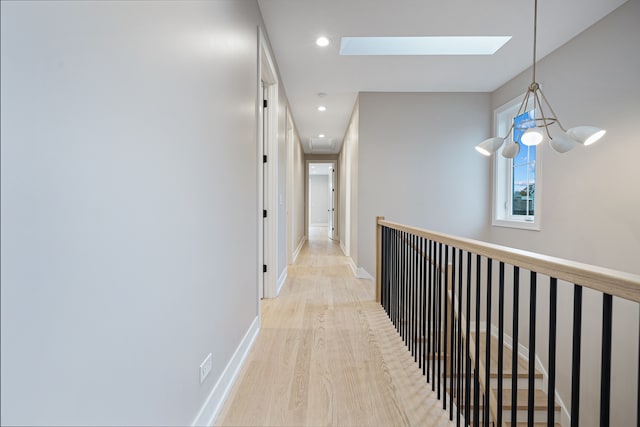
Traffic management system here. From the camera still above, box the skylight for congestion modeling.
[339,36,511,56]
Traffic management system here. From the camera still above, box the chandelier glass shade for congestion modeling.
[476,0,605,157]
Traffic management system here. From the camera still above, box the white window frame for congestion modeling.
[492,94,542,231]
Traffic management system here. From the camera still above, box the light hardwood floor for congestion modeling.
[216,227,454,427]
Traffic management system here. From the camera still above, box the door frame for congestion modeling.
[286,109,295,264]
[305,159,338,240]
[258,28,278,299]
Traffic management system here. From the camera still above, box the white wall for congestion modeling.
[338,101,360,263]
[357,92,492,277]
[0,1,267,425]
[275,74,288,284]
[293,131,306,252]
[286,115,306,264]
[488,2,640,425]
[309,174,329,225]
[339,149,347,249]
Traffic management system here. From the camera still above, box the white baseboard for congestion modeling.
[276,268,287,296]
[340,241,347,256]
[292,236,306,264]
[191,316,260,427]
[347,258,358,276]
[346,257,373,280]
[356,267,373,280]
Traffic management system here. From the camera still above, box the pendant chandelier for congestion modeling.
[476,0,605,158]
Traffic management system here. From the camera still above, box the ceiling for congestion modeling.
[257,0,626,154]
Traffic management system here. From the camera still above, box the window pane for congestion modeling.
[512,165,534,216]
[512,110,536,217]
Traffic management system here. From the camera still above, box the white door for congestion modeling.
[328,165,336,240]
[261,82,268,298]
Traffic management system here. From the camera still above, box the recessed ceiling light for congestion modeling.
[339,36,511,56]
[318,106,327,112]
[318,134,325,138]
[316,36,330,47]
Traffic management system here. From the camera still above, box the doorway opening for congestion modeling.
[307,162,337,241]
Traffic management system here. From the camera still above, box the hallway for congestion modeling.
[216,227,453,426]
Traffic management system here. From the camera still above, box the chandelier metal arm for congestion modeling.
[538,88,568,132]
[504,88,533,141]
[532,89,553,139]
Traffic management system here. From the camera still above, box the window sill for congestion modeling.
[492,218,540,231]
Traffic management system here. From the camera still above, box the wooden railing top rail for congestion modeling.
[378,219,640,303]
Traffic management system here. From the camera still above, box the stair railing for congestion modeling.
[375,216,640,427]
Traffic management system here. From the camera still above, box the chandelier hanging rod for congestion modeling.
[475,0,606,157]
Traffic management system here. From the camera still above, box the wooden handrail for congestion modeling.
[377,219,640,303]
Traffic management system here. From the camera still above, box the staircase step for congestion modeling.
[424,352,445,360]
[496,388,560,412]
[507,424,561,427]
[446,371,543,390]
[461,389,557,411]
[474,332,537,374]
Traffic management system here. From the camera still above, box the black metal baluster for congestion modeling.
[457,248,463,427]
[416,237,424,369]
[465,252,472,427]
[601,293,612,427]
[401,232,404,336]
[390,230,395,325]
[411,235,416,360]
[432,240,440,390]
[385,228,390,314]
[409,234,414,356]
[395,230,400,329]
[438,242,443,400]
[484,258,492,427]
[388,228,392,315]
[414,234,418,363]
[408,234,412,349]
[428,239,434,386]
[413,236,420,362]
[571,284,582,427]
[393,230,397,328]
[512,266,520,427]
[474,254,481,427]
[406,233,411,346]
[407,234,411,344]
[422,237,427,377]
[449,247,456,419]
[397,231,401,332]
[404,233,411,353]
[528,271,537,427]
[444,244,449,410]
[415,235,419,361]
[388,227,392,315]
[412,235,418,367]
[497,262,505,427]
[548,277,558,427]
[400,232,407,345]
[382,227,387,314]
[380,227,385,312]
[395,230,400,331]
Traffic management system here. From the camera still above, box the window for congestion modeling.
[492,96,541,230]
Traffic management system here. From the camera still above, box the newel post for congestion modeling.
[375,216,384,303]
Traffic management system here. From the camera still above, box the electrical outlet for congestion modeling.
[199,353,212,384]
